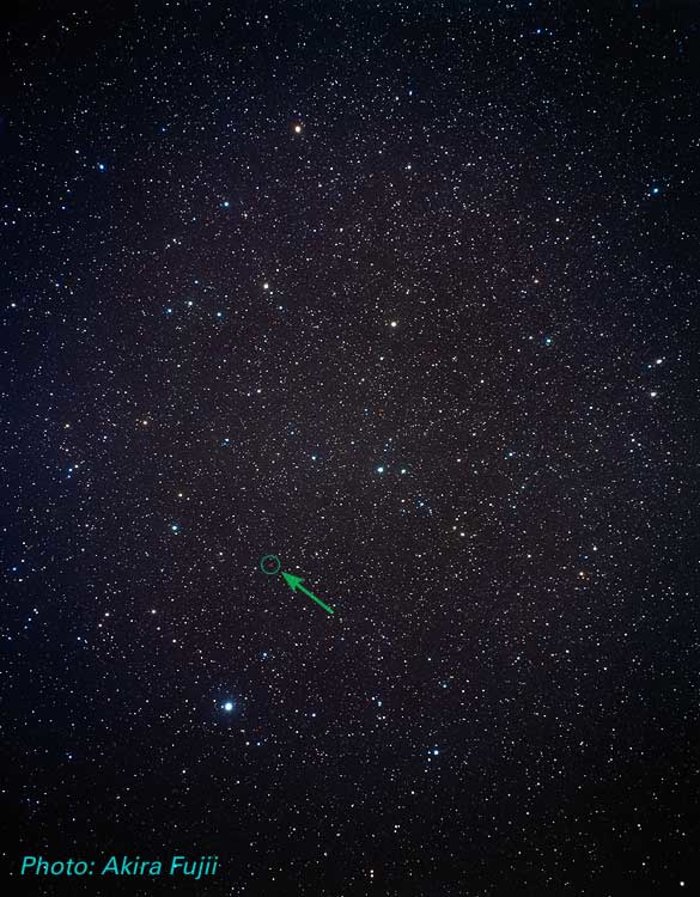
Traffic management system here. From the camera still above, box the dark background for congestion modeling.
[1,1,698,895]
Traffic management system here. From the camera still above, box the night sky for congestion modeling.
[1,2,698,895]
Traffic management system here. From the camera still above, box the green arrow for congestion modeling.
[281,571,334,615]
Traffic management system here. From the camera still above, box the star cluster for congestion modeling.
[1,2,697,895]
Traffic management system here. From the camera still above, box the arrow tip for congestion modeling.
[281,571,304,591]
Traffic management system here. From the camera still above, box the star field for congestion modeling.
[1,2,698,895]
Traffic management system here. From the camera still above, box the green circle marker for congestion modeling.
[259,554,281,576]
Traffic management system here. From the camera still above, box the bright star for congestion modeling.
[377,466,385,473]
[223,701,234,712]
